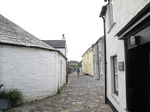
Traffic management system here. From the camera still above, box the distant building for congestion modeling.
[67,60,78,73]
[69,60,78,67]
[42,35,67,57]
[82,47,94,76]
[92,36,104,82]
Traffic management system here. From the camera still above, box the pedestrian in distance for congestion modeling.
[76,68,80,77]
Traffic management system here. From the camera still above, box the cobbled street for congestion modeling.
[6,72,112,112]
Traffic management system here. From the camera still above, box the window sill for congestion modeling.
[107,22,116,33]
[111,94,119,104]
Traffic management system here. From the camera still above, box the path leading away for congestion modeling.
[7,72,112,112]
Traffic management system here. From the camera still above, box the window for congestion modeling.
[99,44,102,52]
[112,56,119,95]
[100,60,103,75]
[93,48,96,56]
[107,0,115,31]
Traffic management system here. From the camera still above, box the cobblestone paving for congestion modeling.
[6,72,112,112]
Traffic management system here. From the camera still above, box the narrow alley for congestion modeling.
[6,72,112,112]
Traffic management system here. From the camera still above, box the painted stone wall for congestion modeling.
[105,0,150,112]
[56,48,66,57]
[82,48,94,76]
[93,37,104,82]
[0,44,66,102]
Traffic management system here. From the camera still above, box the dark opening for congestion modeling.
[126,42,150,112]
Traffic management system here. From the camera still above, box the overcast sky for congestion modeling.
[0,0,106,61]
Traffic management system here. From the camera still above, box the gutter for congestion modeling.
[96,42,100,80]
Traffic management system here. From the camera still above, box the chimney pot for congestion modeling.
[62,34,65,40]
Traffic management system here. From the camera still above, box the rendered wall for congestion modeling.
[105,0,150,112]
[56,48,66,57]
[82,48,94,76]
[0,44,66,102]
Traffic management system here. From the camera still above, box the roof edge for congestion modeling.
[100,5,107,17]
[0,42,67,60]
[92,36,104,48]
[0,42,58,51]
[116,3,150,39]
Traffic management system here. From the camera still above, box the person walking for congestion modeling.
[76,68,80,77]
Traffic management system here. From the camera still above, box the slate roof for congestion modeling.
[42,40,66,48]
[92,36,104,48]
[0,14,55,50]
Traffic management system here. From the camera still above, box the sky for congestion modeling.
[0,0,106,61]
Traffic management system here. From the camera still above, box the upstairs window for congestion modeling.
[99,44,102,52]
[107,0,115,32]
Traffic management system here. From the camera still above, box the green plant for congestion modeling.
[57,85,65,94]
[0,88,24,107]
[8,89,24,106]
[0,89,8,98]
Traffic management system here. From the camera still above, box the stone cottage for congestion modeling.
[100,0,150,112]
[92,36,104,82]
[0,14,67,102]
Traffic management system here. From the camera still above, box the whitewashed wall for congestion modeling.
[0,44,66,102]
[56,48,66,57]
[105,0,150,112]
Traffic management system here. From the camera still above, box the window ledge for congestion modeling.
[111,94,119,104]
[107,22,116,33]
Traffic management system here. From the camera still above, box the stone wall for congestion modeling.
[93,37,104,82]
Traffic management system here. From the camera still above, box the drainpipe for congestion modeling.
[66,60,68,83]
[102,16,107,104]
[97,43,100,80]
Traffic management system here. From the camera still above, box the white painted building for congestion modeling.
[43,39,67,57]
[100,0,150,112]
[0,14,67,102]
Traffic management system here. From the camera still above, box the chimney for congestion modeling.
[62,34,65,40]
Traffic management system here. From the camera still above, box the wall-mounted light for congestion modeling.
[130,36,141,46]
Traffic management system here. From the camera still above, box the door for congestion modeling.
[127,42,150,112]
[147,54,150,111]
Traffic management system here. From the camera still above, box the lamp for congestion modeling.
[130,36,141,45]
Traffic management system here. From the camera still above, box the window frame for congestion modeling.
[112,56,119,96]
[107,0,115,32]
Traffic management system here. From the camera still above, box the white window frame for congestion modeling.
[112,56,119,96]
[107,0,115,32]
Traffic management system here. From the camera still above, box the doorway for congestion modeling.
[126,42,150,112]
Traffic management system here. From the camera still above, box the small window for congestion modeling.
[112,56,119,95]
[107,0,115,31]
[99,45,102,52]
[93,48,96,56]
[100,60,103,75]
